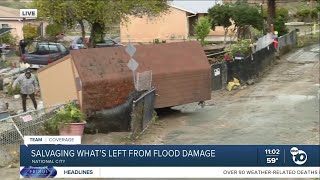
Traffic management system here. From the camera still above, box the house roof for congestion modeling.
[0,6,19,17]
[0,5,36,20]
[169,0,223,14]
[0,28,12,36]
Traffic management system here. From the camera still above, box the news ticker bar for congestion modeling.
[20,145,319,167]
[20,167,320,178]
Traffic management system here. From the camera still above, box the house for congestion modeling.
[0,6,45,43]
[120,0,235,43]
[37,41,211,113]
[223,0,303,4]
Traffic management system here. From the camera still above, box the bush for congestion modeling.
[7,85,20,96]
[274,17,288,36]
[195,17,211,46]
[47,103,85,132]
[23,25,38,40]
[45,23,64,39]
[227,39,252,59]
[0,32,17,45]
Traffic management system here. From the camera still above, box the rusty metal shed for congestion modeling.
[38,41,211,113]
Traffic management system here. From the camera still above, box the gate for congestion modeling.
[211,64,223,90]
[131,88,156,138]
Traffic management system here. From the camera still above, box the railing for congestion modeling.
[130,88,156,139]
[0,104,64,166]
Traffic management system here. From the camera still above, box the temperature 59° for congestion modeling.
[267,157,278,164]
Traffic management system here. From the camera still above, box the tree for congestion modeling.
[45,23,64,40]
[22,25,38,40]
[297,8,311,22]
[0,32,17,45]
[231,2,263,39]
[263,7,288,36]
[194,17,211,46]
[31,0,169,48]
[208,3,233,45]
[267,0,276,32]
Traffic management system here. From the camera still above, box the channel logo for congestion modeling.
[290,147,307,165]
[20,166,57,178]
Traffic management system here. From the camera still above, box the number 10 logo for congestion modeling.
[290,147,307,165]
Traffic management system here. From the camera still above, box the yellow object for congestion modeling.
[233,78,239,84]
[274,31,278,35]
[227,78,241,91]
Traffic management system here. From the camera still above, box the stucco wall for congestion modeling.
[120,8,236,43]
[0,20,48,43]
[71,60,83,110]
[120,7,188,43]
[38,58,78,108]
[0,20,24,41]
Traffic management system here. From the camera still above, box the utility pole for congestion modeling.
[260,0,265,34]
[267,0,276,33]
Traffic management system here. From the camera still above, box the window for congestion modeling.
[104,39,115,45]
[1,24,9,28]
[76,38,83,44]
[59,44,67,53]
[37,44,59,53]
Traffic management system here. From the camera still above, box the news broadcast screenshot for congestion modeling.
[0,0,319,179]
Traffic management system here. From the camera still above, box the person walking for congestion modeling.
[13,69,39,112]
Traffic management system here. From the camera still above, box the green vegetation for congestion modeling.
[208,3,233,44]
[45,23,64,39]
[7,85,20,96]
[194,17,211,46]
[22,25,38,40]
[231,2,263,38]
[47,103,85,132]
[262,7,289,36]
[296,7,319,22]
[0,32,17,45]
[208,2,263,40]
[0,1,28,9]
[226,39,252,59]
[31,0,169,48]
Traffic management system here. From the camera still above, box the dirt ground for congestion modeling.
[0,44,319,180]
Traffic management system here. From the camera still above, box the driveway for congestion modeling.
[137,44,319,145]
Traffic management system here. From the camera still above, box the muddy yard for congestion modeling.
[0,44,319,180]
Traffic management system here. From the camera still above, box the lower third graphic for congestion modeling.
[20,166,57,178]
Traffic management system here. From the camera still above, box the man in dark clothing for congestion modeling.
[19,39,28,54]
[225,53,233,83]
[13,69,39,112]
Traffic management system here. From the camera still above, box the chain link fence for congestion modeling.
[136,70,152,91]
[0,105,63,166]
[131,88,156,139]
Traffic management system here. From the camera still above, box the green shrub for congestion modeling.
[23,25,38,40]
[227,39,252,59]
[47,103,85,132]
[195,17,211,46]
[7,85,20,96]
[45,23,64,38]
[0,32,17,45]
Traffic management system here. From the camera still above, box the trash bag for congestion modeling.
[85,90,144,134]
[227,78,240,91]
